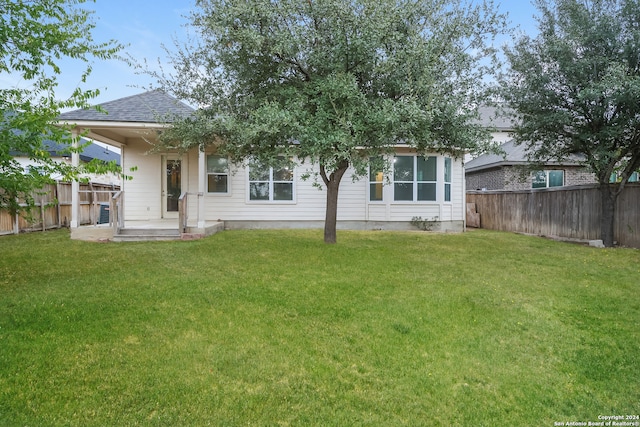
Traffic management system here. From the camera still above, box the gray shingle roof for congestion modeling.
[465,139,527,171]
[58,90,194,123]
[78,141,121,165]
[466,139,585,172]
[43,138,121,165]
[11,137,121,165]
[476,105,515,130]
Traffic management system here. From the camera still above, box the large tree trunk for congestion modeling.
[324,179,340,244]
[599,184,617,247]
[320,161,349,244]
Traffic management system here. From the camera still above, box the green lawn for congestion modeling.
[0,229,638,426]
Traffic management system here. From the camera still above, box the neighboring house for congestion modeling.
[465,139,596,191]
[11,137,121,186]
[58,90,467,236]
[475,105,515,146]
[467,107,598,191]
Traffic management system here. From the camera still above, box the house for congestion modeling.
[465,139,597,191]
[10,138,121,186]
[466,106,597,191]
[475,105,515,147]
[58,90,467,240]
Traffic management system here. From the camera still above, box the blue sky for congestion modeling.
[4,0,542,107]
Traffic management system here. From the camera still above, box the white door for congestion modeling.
[162,157,181,218]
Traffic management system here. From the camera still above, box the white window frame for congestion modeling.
[392,155,438,202]
[532,170,564,188]
[368,156,385,202]
[206,154,230,194]
[247,157,295,203]
[444,157,452,202]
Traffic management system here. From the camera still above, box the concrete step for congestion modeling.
[117,228,180,236]
[113,227,181,242]
[112,234,182,242]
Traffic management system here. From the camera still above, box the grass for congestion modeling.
[0,228,638,426]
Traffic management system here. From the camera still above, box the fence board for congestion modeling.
[1,181,119,235]
[467,184,640,248]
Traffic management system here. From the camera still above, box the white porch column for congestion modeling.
[462,157,467,231]
[197,148,206,228]
[70,130,80,228]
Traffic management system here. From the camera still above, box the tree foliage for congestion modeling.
[498,0,640,246]
[157,0,508,242]
[0,0,123,217]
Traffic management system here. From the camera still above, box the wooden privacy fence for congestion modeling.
[0,181,120,235]
[466,183,640,248]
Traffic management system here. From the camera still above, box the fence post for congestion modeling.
[55,182,61,228]
[13,207,18,235]
[40,196,46,231]
[88,182,95,225]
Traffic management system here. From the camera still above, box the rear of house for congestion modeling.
[58,91,467,237]
[125,137,465,231]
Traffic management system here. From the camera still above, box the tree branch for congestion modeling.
[319,163,329,187]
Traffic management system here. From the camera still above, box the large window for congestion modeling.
[248,157,294,201]
[532,170,564,188]
[611,171,639,183]
[207,155,228,193]
[393,155,437,201]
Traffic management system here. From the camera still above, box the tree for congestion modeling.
[157,0,507,243]
[0,0,122,219]
[498,0,640,247]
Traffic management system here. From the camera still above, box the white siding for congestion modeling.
[491,130,513,144]
[449,158,465,222]
[122,139,163,220]
[123,145,465,227]
[364,155,465,224]
[199,162,366,221]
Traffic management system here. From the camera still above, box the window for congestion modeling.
[532,170,564,188]
[611,171,639,183]
[393,155,437,201]
[369,157,384,201]
[248,157,294,201]
[26,165,46,176]
[207,155,229,193]
[444,157,452,202]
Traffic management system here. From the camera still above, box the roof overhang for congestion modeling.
[56,120,170,148]
[466,160,585,174]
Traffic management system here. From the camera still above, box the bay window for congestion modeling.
[444,157,452,202]
[369,156,384,201]
[394,155,437,201]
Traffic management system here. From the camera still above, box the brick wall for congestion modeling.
[565,168,597,186]
[466,165,597,191]
[466,167,505,190]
